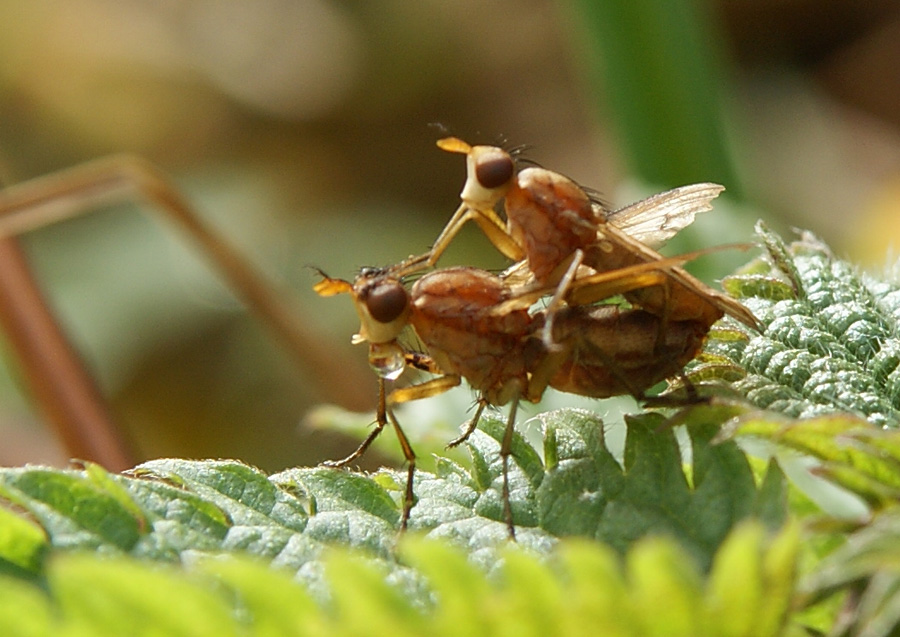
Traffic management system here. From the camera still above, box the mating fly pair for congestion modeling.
[315,138,759,537]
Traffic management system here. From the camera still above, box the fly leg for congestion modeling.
[641,371,708,408]
[583,346,655,403]
[412,199,523,269]
[386,371,462,528]
[322,369,461,530]
[322,388,418,531]
[322,378,392,469]
[446,398,488,448]
[409,137,525,268]
[385,406,416,530]
[540,249,584,351]
[500,394,521,540]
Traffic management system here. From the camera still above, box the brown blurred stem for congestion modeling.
[0,238,135,470]
[0,157,377,470]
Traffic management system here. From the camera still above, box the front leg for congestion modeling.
[322,378,391,469]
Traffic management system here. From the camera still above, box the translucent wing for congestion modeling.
[603,182,725,248]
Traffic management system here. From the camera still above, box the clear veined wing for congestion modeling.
[601,182,725,248]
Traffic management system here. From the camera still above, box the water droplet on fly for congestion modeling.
[368,342,405,380]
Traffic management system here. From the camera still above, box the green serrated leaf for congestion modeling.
[555,539,631,634]
[276,467,399,557]
[84,462,148,530]
[465,427,495,493]
[597,414,694,554]
[689,418,759,545]
[535,410,623,537]
[140,459,308,531]
[137,460,313,562]
[324,548,426,637]
[728,414,900,508]
[53,554,238,636]
[462,420,541,531]
[0,404,789,611]
[119,476,232,557]
[706,224,900,427]
[0,468,143,551]
[706,521,767,636]
[496,546,564,637]
[0,505,46,575]
[198,556,321,637]
[628,537,703,635]
[477,416,545,489]
[399,537,492,635]
[0,573,54,636]
[752,459,789,529]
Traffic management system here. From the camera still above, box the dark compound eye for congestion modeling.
[475,150,514,189]
[365,282,409,324]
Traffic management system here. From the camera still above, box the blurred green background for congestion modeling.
[0,0,898,471]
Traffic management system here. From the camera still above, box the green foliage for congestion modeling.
[721,414,900,509]
[8,224,900,633]
[566,0,741,191]
[0,410,779,581]
[0,525,800,636]
[0,409,800,634]
[701,222,900,427]
[801,509,900,635]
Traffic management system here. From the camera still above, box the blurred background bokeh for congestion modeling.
[0,0,898,472]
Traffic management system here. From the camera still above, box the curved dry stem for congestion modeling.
[0,157,372,411]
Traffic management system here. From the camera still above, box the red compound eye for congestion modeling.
[365,282,409,323]
[475,150,514,189]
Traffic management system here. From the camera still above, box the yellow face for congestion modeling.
[314,268,411,345]
[437,137,514,211]
[313,268,412,380]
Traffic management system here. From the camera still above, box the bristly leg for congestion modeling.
[322,379,390,468]
[385,407,416,530]
[446,398,488,448]
[499,395,520,540]
[319,378,417,529]
[641,372,708,408]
